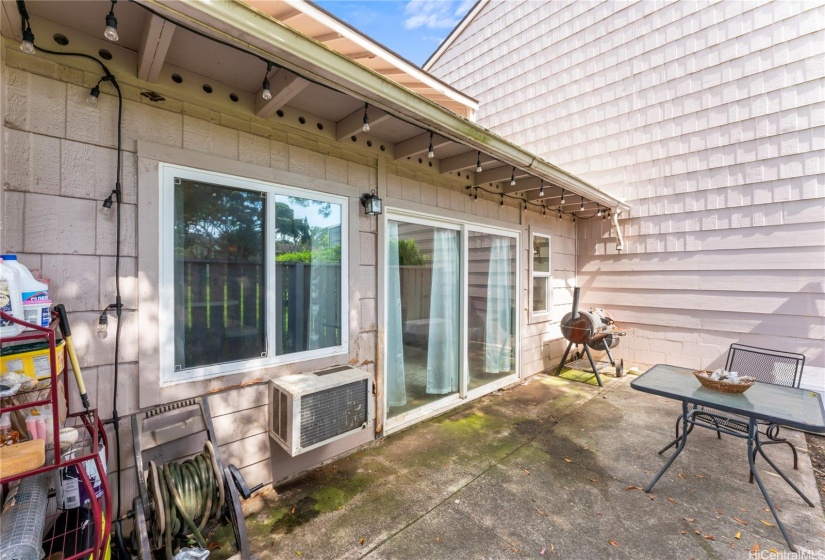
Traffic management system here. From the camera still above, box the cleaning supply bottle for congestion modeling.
[0,258,25,336]
[0,413,20,446]
[1,255,50,327]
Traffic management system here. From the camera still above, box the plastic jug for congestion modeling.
[1,255,51,327]
[0,258,25,336]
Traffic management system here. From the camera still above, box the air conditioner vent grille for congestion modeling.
[279,390,288,442]
[300,379,368,449]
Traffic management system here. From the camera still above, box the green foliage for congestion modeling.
[276,246,341,263]
[396,239,428,266]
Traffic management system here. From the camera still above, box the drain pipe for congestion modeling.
[612,209,624,253]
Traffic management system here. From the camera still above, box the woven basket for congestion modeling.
[693,370,754,394]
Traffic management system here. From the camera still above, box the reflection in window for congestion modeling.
[174,180,266,370]
[275,196,342,355]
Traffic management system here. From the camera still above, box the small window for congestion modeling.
[531,234,551,314]
[160,165,348,384]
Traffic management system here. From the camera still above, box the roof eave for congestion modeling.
[143,0,627,211]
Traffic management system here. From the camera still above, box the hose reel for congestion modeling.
[129,398,261,560]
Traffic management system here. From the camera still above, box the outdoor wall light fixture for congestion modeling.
[104,0,119,42]
[362,102,370,132]
[261,62,273,100]
[360,190,383,216]
[427,132,435,159]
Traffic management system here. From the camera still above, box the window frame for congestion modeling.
[529,232,552,320]
[158,163,349,386]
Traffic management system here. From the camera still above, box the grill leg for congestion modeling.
[583,345,603,387]
[554,341,574,377]
[602,339,616,366]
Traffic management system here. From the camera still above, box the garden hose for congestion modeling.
[146,442,225,560]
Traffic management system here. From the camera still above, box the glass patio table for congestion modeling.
[631,364,825,552]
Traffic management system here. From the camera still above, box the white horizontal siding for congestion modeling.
[431,0,825,373]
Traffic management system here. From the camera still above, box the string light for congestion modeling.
[104,0,119,42]
[580,198,585,211]
[500,194,504,207]
[362,102,370,132]
[87,84,101,105]
[427,132,434,159]
[474,187,478,202]
[20,27,35,55]
[523,199,527,211]
[261,62,273,100]
[603,210,607,220]
[510,167,516,186]
[560,189,566,205]
[539,180,544,197]
[558,208,562,219]
[476,151,482,173]
[597,206,602,217]
[542,205,546,217]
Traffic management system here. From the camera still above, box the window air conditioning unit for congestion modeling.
[268,365,374,456]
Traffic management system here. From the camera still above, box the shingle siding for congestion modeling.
[430,0,825,377]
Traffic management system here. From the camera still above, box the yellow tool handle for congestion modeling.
[54,304,90,410]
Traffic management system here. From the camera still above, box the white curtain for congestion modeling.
[426,229,459,394]
[484,237,512,373]
[387,222,407,407]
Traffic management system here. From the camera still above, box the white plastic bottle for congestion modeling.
[0,258,25,336]
[1,254,50,327]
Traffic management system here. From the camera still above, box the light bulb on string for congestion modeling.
[500,194,504,207]
[510,167,516,186]
[560,189,566,205]
[261,62,273,100]
[427,132,434,159]
[597,206,602,217]
[476,151,482,173]
[473,188,478,202]
[362,102,370,132]
[20,28,35,55]
[539,180,545,197]
[580,198,585,211]
[87,84,101,106]
[542,205,546,217]
[104,1,119,42]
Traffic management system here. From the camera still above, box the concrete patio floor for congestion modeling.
[239,373,825,559]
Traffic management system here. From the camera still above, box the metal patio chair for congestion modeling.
[658,343,806,482]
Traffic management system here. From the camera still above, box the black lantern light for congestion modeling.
[360,190,383,216]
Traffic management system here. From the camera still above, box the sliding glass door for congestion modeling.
[467,231,517,391]
[385,212,519,426]
[387,219,461,419]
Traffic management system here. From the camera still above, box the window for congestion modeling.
[531,234,551,314]
[160,164,347,384]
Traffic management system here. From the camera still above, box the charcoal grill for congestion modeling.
[554,287,625,386]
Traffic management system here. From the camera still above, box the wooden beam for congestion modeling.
[502,176,542,194]
[394,132,451,160]
[313,32,342,43]
[335,105,390,142]
[279,8,303,22]
[439,150,496,174]
[474,165,530,185]
[255,69,310,118]
[1,1,23,41]
[137,14,176,83]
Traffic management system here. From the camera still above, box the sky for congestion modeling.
[314,0,476,67]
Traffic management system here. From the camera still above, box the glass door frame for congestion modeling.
[382,208,521,434]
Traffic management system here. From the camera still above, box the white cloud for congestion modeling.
[403,0,472,30]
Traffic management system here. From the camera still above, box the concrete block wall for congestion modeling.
[428,0,825,383]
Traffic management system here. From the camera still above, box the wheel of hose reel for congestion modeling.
[147,460,166,545]
[223,467,250,560]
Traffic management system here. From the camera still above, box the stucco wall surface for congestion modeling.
[429,0,825,380]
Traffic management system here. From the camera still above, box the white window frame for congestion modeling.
[530,232,552,321]
[158,163,349,386]
[382,208,520,434]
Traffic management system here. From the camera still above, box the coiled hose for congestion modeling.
[146,442,225,560]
